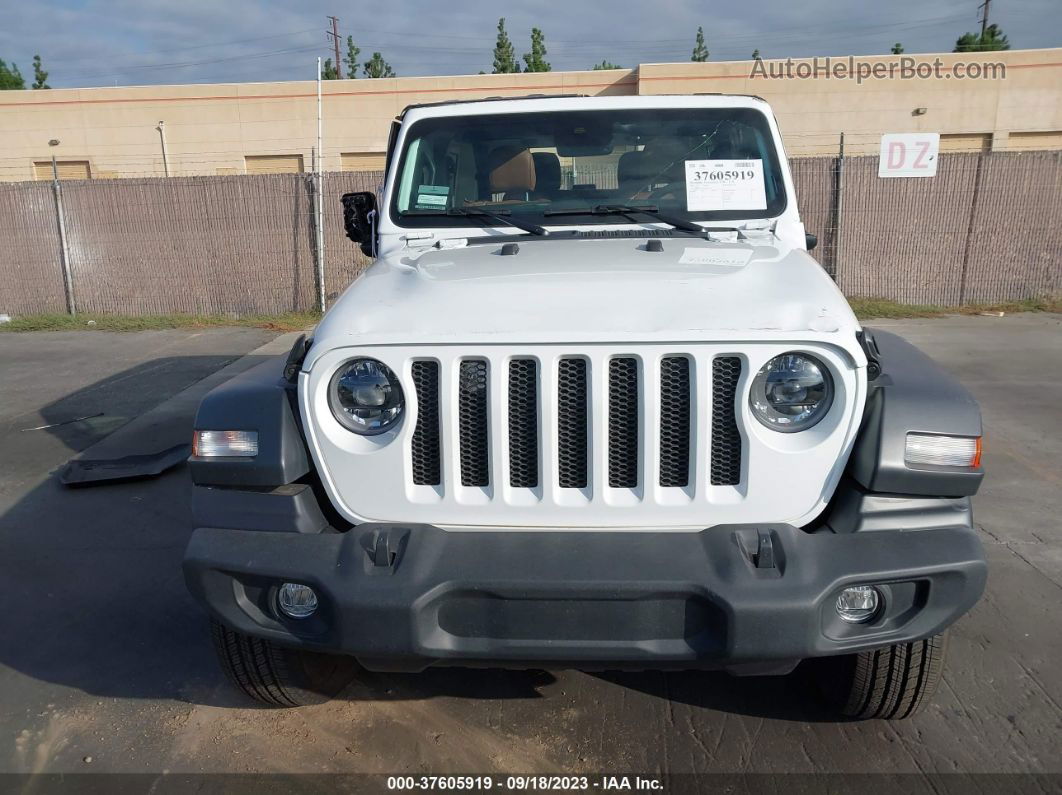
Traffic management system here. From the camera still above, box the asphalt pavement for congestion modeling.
[0,317,1059,781]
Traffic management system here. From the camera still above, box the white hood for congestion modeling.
[301,232,869,529]
[308,234,864,368]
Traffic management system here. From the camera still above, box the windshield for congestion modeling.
[391,107,786,229]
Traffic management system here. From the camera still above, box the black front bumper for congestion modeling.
[183,521,986,673]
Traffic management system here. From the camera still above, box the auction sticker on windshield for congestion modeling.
[684,159,767,212]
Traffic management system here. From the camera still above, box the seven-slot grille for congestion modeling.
[410,355,743,491]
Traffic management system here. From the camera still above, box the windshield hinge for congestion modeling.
[402,232,435,249]
[857,330,883,381]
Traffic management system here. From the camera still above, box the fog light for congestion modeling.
[192,430,258,457]
[277,582,318,619]
[836,585,881,623]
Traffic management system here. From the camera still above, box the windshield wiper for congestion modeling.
[446,207,547,236]
[543,204,703,233]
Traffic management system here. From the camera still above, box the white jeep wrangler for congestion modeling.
[184,95,986,718]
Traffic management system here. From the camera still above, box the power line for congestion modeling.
[347,11,971,45]
[67,44,324,80]
[40,28,320,65]
[28,7,1027,89]
[46,11,975,73]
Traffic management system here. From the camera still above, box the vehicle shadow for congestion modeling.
[0,356,260,710]
[0,356,835,720]
[588,667,836,722]
[322,665,835,722]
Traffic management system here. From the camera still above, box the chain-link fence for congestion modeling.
[0,171,380,316]
[797,150,1062,304]
[1,151,1060,317]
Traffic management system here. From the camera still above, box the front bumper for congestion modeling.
[183,521,986,673]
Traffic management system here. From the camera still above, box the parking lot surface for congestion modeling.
[0,316,1059,777]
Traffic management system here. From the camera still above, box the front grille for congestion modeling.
[458,359,490,487]
[711,357,743,485]
[410,360,441,486]
[415,352,745,493]
[659,357,691,487]
[508,359,538,488]
[608,358,639,488]
[557,358,588,489]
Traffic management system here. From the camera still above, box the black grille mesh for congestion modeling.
[608,358,639,488]
[557,358,588,489]
[711,357,743,486]
[410,360,441,486]
[458,359,490,487]
[659,357,691,487]
[411,354,741,492]
[508,359,539,488]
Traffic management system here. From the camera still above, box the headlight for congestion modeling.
[749,352,833,432]
[328,358,404,434]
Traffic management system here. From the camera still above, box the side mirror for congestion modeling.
[805,232,818,252]
[341,191,378,257]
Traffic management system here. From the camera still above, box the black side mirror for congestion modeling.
[805,232,818,251]
[341,191,378,257]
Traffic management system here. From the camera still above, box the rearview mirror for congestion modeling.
[555,119,613,157]
[805,232,818,251]
[341,191,378,257]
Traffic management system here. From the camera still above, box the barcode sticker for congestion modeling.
[415,185,449,209]
[685,159,767,211]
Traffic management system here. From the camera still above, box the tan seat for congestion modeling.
[487,145,537,201]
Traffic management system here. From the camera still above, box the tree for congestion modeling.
[321,57,339,80]
[492,18,518,73]
[32,54,49,89]
[751,49,761,60]
[0,58,25,90]
[344,36,360,78]
[592,60,622,70]
[954,23,1010,52]
[523,27,550,72]
[363,52,395,78]
[691,26,709,62]
[890,42,904,54]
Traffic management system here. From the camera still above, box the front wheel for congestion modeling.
[813,633,949,720]
[210,619,358,706]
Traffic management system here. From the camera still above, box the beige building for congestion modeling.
[1,48,1060,182]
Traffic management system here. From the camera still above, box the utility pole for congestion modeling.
[327,16,343,79]
[314,57,327,312]
[978,0,990,37]
[832,131,845,280]
[50,152,76,315]
[156,120,170,177]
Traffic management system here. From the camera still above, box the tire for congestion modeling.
[814,633,948,720]
[210,618,358,707]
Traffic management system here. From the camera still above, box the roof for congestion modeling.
[399,93,587,118]
[399,93,774,122]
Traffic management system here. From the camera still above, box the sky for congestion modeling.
[1,0,1059,88]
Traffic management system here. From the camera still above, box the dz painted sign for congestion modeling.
[878,133,939,178]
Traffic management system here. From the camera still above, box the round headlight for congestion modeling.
[749,352,833,432]
[328,358,404,434]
